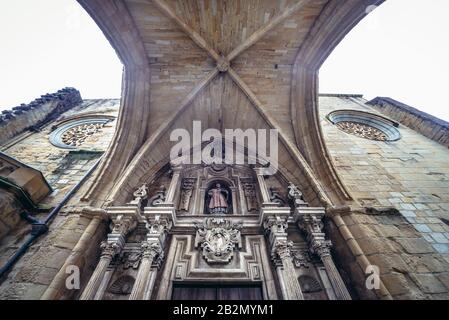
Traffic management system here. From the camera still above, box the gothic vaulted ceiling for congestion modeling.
[77,0,383,206]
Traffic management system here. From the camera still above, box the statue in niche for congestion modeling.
[207,183,229,214]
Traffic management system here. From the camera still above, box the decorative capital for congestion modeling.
[141,242,162,259]
[263,215,288,235]
[311,239,332,258]
[274,240,293,260]
[110,214,136,236]
[100,241,121,258]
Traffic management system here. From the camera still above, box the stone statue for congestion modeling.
[208,183,229,214]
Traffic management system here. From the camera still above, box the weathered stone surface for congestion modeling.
[412,274,447,294]
[397,239,435,254]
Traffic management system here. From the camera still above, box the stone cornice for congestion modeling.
[0,88,82,145]
[368,97,449,148]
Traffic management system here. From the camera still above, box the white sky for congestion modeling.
[320,0,449,121]
[0,0,448,121]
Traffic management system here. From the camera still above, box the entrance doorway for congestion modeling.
[172,283,263,300]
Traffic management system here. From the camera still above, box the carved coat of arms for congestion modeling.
[194,218,242,264]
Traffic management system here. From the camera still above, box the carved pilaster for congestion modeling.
[129,208,174,300]
[263,215,304,300]
[80,211,137,300]
[80,241,122,300]
[295,207,351,300]
[166,164,182,204]
[254,168,271,204]
[241,179,258,212]
[129,242,162,300]
[179,178,196,211]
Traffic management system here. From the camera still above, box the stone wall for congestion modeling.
[320,95,449,299]
[0,97,119,299]
[368,97,449,148]
[2,99,120,207]
[0,88,82,145]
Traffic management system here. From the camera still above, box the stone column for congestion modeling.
[264,215,304,300]
[80,241,121,300]
[295,206,351,300]
[41,207,107,300]
[274,240,304,300]
[80,212,136,300]
[129,242,161,300]
[93,268,114,300]
[312,239,351,300]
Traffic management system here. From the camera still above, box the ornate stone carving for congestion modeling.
[336,121,387,141]
[122,252,142,269]
[100,241,121,259]
[242,180,258,211]
[108,275,135,295]
[293,250,311,268]
[269,187,286,206]
[179,178,196,211]
[263,215,288,235]
[141,242,162,259]
[110,215,136,236]
[288,183,308,207]
[274,240,293,260]
[133,183,148,202]
[298,275,323,293]
[60,122,106,147]
[194,218,242,264]
[310,239,332,258]
[148,185,166,206]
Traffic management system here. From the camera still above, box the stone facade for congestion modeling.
[320,94,449,299]
[1,0,449,301]
[0,90,119,299]
[1,90,449,300]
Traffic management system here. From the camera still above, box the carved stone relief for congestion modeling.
[148,185,166,206]
[61,122,105,147]
[194,218,242,264]
[293,249,311,269]
[179,178,196,211]
[108,275,135,295]
[269,187,286,206]
[336,121,388,141]
[298,275,323,293]
[241,179,258,211]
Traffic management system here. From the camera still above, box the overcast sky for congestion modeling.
[0,0,448,121]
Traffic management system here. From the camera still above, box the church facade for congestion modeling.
[1,0,449,300]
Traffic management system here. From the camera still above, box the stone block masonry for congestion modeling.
[0,88,82,145]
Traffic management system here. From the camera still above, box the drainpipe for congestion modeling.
[0,156,103,282]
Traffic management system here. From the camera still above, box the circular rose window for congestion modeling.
[327,110,401,142]
[49,117,114,149]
